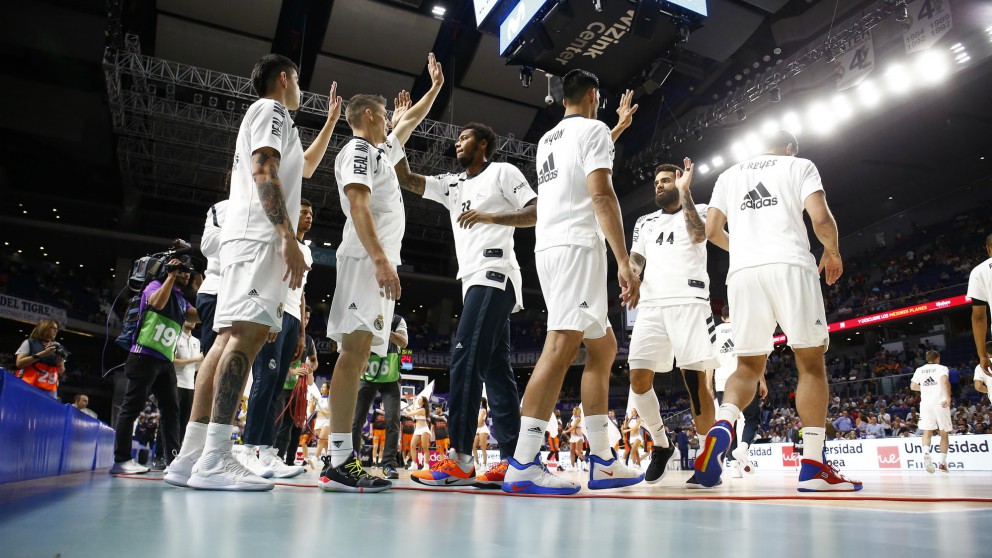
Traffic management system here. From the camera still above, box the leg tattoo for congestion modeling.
[212,350,250,423]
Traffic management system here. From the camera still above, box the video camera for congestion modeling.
[126,239,195,292]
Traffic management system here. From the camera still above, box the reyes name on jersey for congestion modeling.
[709,155,824,279]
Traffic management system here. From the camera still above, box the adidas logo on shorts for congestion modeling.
[455,343,463,349]
[348,303,358,310]
[720,339,735,354]
[332,441,343,448]
[248,289,259,297]
[579,301,589,309]
[740,182,778,210]
[527,426,544,433]
[815,319,823,326]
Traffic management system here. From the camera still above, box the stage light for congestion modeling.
[735,107,747,122]
[895,3,909,23]
[675,22,690,44]
[431,5,446,17]
[711,155,724,167]
[769,87,781,103]
[856,79,883,108]
[760,119,779,137]
[693,128,703,141]
[731,141,748,162]
[698,163,710,175]
[883,63,911,95]
[915,49,950,85]
[950,43,965,53]
[744,132,763,154]
[781,111,802,135]
[806,101,835,135]
[830,94,854,122]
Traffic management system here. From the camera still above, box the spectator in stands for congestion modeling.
[72,394,98,419]
[832,410,853,435]
[14,318,66,398]
[865,416,885,439]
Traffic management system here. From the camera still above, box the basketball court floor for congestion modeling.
[3,466,990,557]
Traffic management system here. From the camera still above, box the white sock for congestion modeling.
[738,442,749,458]
[512,416,547,464]
[178,422,207,457]
[203,422,232,454]
[456,452,474,472]
[630,389,669,448]
[716,403,741,425]
[585,414,612,460]
[803,427,826,461]
[329,433,353,467]
[937,452,947,465]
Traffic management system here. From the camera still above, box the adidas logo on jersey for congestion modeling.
[922,377,936,386]
[538,154,558,185]
[348,303,358,310]
[578,301,589,309]
[740,182,778,210]
[720,339,735,354]
[248,289,259,297]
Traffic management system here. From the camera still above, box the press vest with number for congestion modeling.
[361,315,403,383]
[16,338,60,392]
[134,288,186,361]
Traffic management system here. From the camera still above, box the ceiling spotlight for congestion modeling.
[735,107,746,121]
[712,155,724,167]
[431,5,446,17]
[693,128,703,141]
[769,87,781,103]
[593,0,604,13]
[895,3,909,23]
[675,21,690,44]
[698,163,711,175]
[760,119,778,137]
[519,66,533,88]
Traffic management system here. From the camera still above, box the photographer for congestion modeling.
[110,259,198,475]
[15,319,66,398]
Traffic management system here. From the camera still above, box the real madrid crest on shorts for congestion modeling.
[374,314,384,331]
[277,303,284,318]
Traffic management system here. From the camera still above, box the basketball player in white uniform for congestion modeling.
[713,305,766,478]
[626,159,719,487]
[179,56,340,491]
[698,130,861,491]
[911,351,952,474]
[392,120,538,487]
[967,234,992,376]
[318,93,408,494]
[501,69,642,495]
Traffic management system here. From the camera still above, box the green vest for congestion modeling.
[135,309,183,362]
[362,352,400,383]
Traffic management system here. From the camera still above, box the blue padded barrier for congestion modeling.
[58,406,102,475]
[94,423,115,470]
[0,371,67,483]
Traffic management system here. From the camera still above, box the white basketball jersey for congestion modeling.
[631,206,710,307]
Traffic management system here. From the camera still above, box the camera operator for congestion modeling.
[15,319,66,398]
[110,260,198,475]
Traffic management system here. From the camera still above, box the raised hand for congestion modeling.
[427,52,444,89]
[615,89,638,130]
[674,157,694,193]
[327,81,343,124]
[391,90,411,129]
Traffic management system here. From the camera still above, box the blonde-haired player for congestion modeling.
[911,350,953,473]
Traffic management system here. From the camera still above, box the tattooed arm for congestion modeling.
[393,156,426,196]
[681,189,706,244]
[252,147,310,289]
[629,252,646,278]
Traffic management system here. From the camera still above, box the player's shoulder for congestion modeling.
[635,209,662,225]
[248,97,283,115]
[971,256,992,275]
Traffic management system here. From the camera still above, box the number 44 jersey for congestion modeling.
[631,205,710,308]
